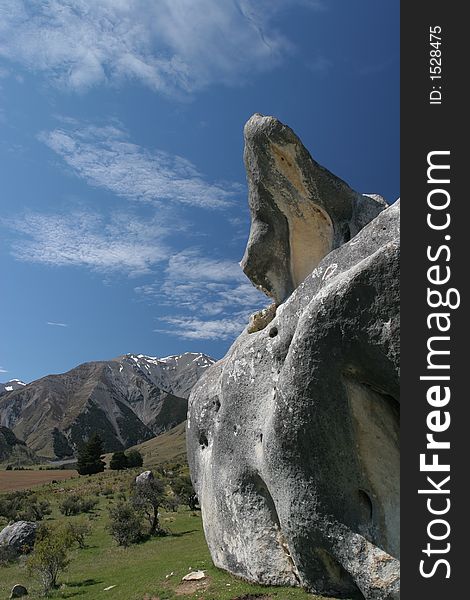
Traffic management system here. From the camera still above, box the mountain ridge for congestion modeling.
[0,352,215,459]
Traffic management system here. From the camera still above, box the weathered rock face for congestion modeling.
[188,116,399,600]
[0,521,37,555]
[241,114,387,305]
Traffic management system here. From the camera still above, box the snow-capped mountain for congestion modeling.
[0,379,26,395]
[117,352,215,399]
[0,353,215,459]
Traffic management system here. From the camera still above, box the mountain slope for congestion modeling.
[0,425,40,466]
[118,421,188,468]
[0,353,214,459]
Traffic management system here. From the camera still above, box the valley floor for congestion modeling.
[0,469,77,492]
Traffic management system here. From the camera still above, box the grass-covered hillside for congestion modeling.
[0,463,333,600]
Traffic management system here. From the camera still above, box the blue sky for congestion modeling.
[0,0,399,383]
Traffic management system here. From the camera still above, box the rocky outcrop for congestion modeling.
[241,114,386,305]
[0,521,37,555]
[188,115,399,599]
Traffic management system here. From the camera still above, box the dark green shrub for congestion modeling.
[108,501,143,546]
[0,490,51,522]
[59,495,98,516]
[126,450,143,468]
[110,451,128,470]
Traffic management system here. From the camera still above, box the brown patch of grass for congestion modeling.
[230,596,273,600]
[175,575,211,596]
[0,469,77,491]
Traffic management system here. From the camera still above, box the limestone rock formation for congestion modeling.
[188,115,399,600]
[241,114,387,305]
[0,521,37,555]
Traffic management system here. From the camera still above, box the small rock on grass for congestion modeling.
[182,571,205,581]
[10,585,28,599]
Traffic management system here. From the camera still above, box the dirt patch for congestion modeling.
[0,469,77,492]
[230,595,273,600]
[175,576,210,596]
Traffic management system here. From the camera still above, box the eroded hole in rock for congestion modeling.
[358,489,373,520]
[199,432,208,448]
[213,398,221,412]
[241,471,281,530]
[269,326,278,338]
[344,377,400,558]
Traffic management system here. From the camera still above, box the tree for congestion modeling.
[108,501,143,546]
[132,476,166,536]
[110,451,129,470]
[126,449,143,468]
[27,523,74,593]
[76,433,106,475]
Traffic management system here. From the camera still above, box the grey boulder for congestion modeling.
[0,521,37,554]
[188,115,399,600]
[135,470,154,485]
[10,585,28,598]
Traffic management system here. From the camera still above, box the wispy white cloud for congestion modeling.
[0,0,320,94]
[0,367,8,374]
[165,249,245,284]
[46,321,68,327]
[137,248,266,340]
[155,314,251,341]
[6,210,169,275]
[39,124,240,209]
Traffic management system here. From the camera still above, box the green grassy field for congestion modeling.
[0,470,331,600]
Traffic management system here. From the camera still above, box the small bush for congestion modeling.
[20,496,52,521]
[164,496,180,513]
[100,485,114,496]
[28,523,74,593]
[108,501,143,546]
[80,497,98,513]
[0,490,51,522]
[59,495,81,516]
[59,495,98,516]
[65,520,91,549]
